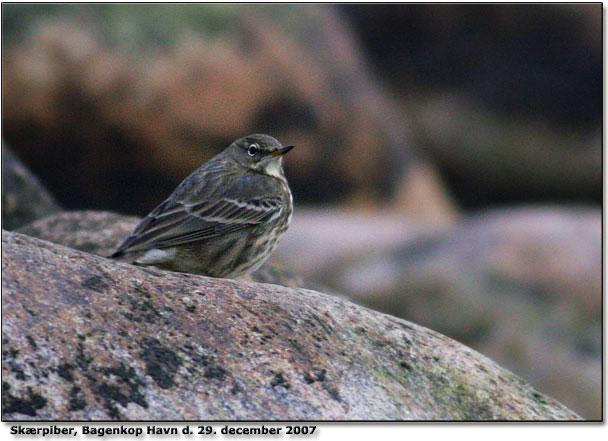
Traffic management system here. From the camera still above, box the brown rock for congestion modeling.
[2,230,580,420]
[2,5,453,220]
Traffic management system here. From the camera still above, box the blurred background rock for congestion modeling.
[1,4,601,418]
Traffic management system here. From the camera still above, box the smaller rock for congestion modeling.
[2,143,61,230]
[17,210,139,258]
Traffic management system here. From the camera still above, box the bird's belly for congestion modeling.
[158,221,288,278]
[222,223,289,278]
[226,234,280,277]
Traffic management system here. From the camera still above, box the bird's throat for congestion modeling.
[263,159,285,180]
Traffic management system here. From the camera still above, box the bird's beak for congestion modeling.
[270,145,295,157]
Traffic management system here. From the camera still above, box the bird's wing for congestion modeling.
[111,175,283,257]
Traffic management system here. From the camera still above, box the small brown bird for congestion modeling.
[111,134,294,278]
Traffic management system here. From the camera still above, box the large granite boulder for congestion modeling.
[2,230,579,420]
[17,207,599,418]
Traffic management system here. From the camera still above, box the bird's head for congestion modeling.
[225,134,294,179]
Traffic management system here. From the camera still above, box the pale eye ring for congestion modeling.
[247,144,259,156]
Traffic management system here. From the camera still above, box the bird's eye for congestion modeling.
[247,144,259,156]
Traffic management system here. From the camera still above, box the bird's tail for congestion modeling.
[108,249,124,259]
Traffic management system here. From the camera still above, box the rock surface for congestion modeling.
[2,143,61,230]
[2,230,580,420]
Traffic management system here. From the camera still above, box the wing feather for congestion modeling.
[111,195,282,256]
